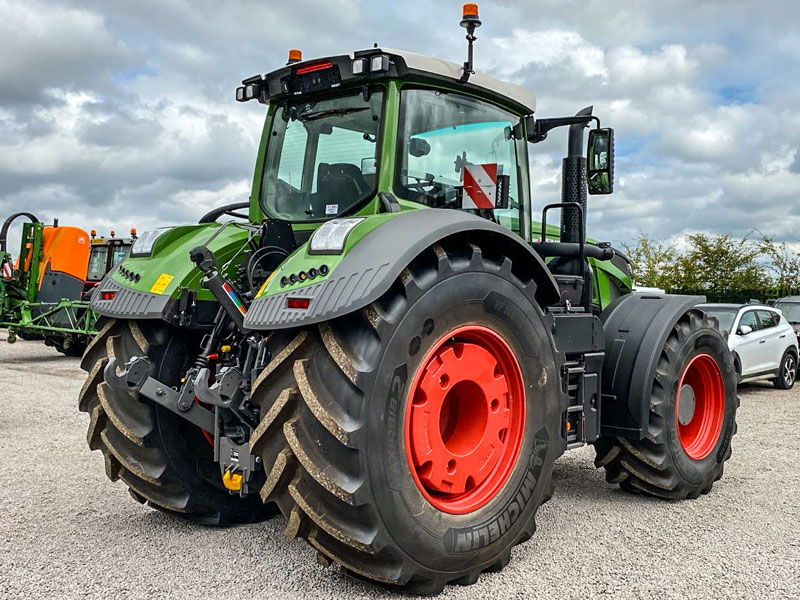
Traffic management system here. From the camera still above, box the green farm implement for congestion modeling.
[0,213,135,355]
[79,5,737,594]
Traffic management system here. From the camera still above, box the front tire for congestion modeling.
[249,240,564,593]
[79,318,269,524]
[774,349,797,390]
[594,309,738,499]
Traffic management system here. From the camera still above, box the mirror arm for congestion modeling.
[526,114,600,144]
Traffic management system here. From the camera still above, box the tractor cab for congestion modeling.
[85,228,137,294]
[240,45,538,241]
[238,23,618,310]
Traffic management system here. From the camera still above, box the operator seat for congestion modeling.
[312,162,370,217]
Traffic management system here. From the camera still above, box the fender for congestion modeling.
[245,210,561,330]
[599,292,706,439]
[90,223,250,324]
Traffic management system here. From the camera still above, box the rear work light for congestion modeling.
[296,61,333,75]
[370,55,389,72]
[101,291,116,301]
[236,82,262,102]
[352,57,367,75]
[286,297,310,310]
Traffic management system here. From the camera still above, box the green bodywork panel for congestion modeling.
[254,212,631,310]
[110,223,252,301]
[106,74,631,316]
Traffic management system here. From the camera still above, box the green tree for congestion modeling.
[622,233,680,289]
[674,233,770,292]
[759,234,800,290]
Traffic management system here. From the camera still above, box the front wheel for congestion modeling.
[595,309,738,499]
[249,240,564,594]
[774,349,797,390]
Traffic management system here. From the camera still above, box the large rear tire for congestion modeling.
[594,309,738,499]
[78,318,270,525]
[249,240,564,594]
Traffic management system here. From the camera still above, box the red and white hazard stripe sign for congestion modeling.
[2,261,12,278]
[463,163,498,210]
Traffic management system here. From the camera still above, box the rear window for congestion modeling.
[775,302,800,323]
[757,310,780,329]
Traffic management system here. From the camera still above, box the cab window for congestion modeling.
[86,246,109,281]
[111,245,130,267]
[260,89,383,222]
[396,88,525,235]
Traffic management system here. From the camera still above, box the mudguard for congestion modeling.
[90,223,250,323]
[245,210,561,330]
[599,292,706,439]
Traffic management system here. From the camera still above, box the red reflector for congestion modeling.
[295,61,332,75]
[101,291,116,301]
[287,297,310,310]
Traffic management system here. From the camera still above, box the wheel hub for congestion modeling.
[677,384,696,426]
[405,325,525,514]
[675,354,725,460]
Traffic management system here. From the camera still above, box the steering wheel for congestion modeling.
[198,202,249,224]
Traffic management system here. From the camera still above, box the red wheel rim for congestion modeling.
[675,354,725,460]
[404,325,525,514]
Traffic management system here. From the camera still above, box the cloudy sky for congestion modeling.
[1,0,799,252]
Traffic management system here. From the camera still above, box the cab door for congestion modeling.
[733,310,767,375]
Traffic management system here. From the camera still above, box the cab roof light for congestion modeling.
[369,55,389,73]
[287,49,303,64]
[295,61,333,75]
[352,57,367,75]
[459,3,482,82]
[462,3,480,21]
[130,227,137,238]
[90,229,96,238]
[110,230,116,237]
[236,82,263,103]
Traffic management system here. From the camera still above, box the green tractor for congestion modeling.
[81,6,737,594]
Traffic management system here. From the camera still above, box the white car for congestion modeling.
[699,303,798,389]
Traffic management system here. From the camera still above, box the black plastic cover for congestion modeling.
[599,292,706,439]
[245,210,561,330]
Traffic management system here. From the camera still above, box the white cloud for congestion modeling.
[0,0,799,257]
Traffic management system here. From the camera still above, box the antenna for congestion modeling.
[460,4,482,82]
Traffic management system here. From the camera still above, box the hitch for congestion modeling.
[103,356,215,433]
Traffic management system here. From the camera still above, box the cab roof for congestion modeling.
[241,47,537,116]
[380,48,536,113]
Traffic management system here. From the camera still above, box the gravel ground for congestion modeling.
[1,335,799,599]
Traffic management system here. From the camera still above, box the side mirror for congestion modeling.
[587,128,614,195]
[360,157,377,176]
[738,324,753,336]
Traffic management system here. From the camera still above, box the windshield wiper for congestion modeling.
[298,107,368,122]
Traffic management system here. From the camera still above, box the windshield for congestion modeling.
[86,246,108,281]
[702,307,737,334]
[396,88,526,235]
[260,90,384,222]
[775,302,800,323]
